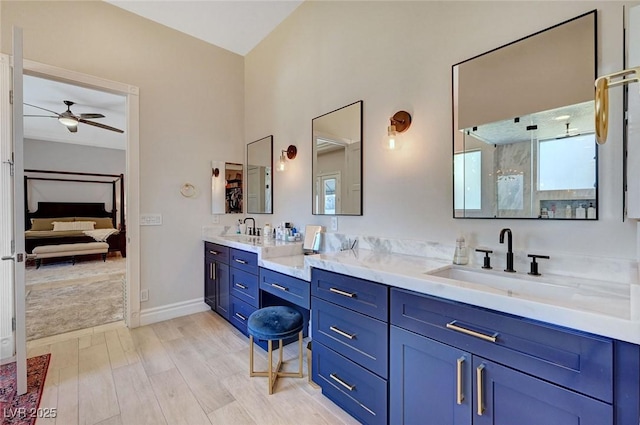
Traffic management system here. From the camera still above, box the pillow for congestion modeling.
[52,221,95,231]
[75,217,115,229]
[30,217,73,231]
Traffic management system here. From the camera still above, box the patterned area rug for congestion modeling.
[0,354,51,425]
[25,256,125,340]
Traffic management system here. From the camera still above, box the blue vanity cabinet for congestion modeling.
[228,248,259,337]
[204,242,230,320]
[311,268,389,425]
[390,287,621,425]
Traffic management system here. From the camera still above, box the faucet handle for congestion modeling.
[527,254,550,276]
[475,248,493,269]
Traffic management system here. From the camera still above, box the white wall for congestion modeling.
[2,1,245,310]
[24,139,125,211]
[245,1,639,261]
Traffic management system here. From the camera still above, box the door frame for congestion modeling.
[0,56,141,328]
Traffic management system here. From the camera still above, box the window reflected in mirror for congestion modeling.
[312,100,363,216]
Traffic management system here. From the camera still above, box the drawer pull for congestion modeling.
[329,326,356,340]
[235,258,248,264]
[446,321,498,343]
[476,364,485,416]
[209,250,219,255]
[235,312,247,321]
[235,283,248,290]
[330,373,355,391]
[456,357,465,405]
[329,287,356,298]
[271,283,289,292]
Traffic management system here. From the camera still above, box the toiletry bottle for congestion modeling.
[236,220,241,234]
[587,203,596,219]
[565,204,572,219]
[576,204,586,219]
[453,237,469,265]
[264,223,271,239]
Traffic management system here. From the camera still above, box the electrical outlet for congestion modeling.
[212,215,220,224]
[331,216,338,231]
[140,289,149,302]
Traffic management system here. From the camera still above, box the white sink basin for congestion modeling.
[426,266,563,299]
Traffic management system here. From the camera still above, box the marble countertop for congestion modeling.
[305,249,640,345]
[202,227,640,344]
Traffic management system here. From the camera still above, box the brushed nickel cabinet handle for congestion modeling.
[209,250,219,255]
[271,283,289,292]
[235,258,248,264]
[446,321,498,343]
[456,357,465,405]
[329,326,356,340]
[329,373,355,391]
[235,312,247,321]
[235,283,248,290]
[329,287,356,298]
[476,364,485,416]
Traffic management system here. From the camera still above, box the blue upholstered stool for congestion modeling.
[247,306,304,394]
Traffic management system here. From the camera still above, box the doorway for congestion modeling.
[19,60,140,332]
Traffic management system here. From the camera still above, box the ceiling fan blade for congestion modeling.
[78,118,124,134]
[24,102,61,116]
[24,114,57,118]
[67,125,78,133]
[79,113,105,119]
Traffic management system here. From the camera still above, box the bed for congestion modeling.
[24,171,127,258]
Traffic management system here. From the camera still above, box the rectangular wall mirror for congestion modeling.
[246,135,273,214]
[312,100,363,215]
[452,10,597,219]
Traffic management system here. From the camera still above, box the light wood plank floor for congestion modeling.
[27,311,360,425]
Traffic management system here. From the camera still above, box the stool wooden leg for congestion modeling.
[268,339,274,395]
[249,335,255,377]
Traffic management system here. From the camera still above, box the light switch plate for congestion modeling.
[330,216,338,231]
[140,214,162,226]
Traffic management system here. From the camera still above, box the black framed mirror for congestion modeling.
[246,135,273,214]
[312,100,363,215]
[452,10,597,220]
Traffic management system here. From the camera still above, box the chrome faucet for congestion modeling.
[499,228,516,273]
[243,217,256,235]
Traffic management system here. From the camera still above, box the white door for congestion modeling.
[0,27,27,394]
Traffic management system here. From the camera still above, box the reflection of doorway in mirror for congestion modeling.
[315,172,341,214]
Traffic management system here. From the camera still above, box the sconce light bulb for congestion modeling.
[277,154,287,172]
[385,125,401,150]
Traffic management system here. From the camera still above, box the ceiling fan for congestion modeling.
[24,100,124,134]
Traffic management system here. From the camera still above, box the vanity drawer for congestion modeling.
[312,297,388,378]
[313,342,387,425]
[229,297,257,336]
[230,248,258,275]
[311,268,388,321]
[230,268,259,308]
[260,268,310,309]
[391,288,613,403]
[204,242,229,263]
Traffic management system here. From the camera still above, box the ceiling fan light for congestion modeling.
[58,116,78,127]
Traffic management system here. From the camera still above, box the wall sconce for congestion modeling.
[277,145,297,171]
[595,66,639,144]
[385,111,412,150]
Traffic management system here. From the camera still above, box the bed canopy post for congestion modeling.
[119,174,125,231]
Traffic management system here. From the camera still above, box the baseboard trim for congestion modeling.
[139,298,210,326]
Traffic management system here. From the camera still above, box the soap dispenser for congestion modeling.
[453,236,469,265]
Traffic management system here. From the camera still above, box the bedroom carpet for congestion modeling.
[25,255,125,340]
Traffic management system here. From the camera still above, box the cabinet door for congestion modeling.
[390,326,471,425]
[204,257,216,309]
[473,357,612,425]
[215,262,230,320]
